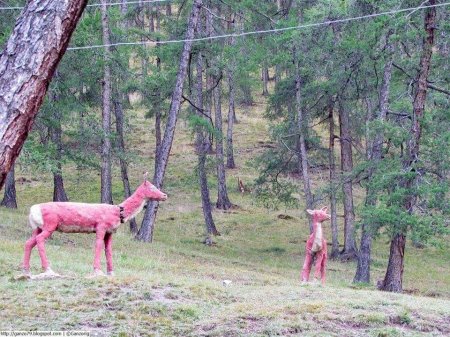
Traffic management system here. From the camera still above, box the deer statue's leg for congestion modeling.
[321,241,328,285]
[93,229,106,275]
[35,229,54,272]
[104,232,114,276]
[301,247,313,283]
[23,228,41,274]
[314,249,325,281]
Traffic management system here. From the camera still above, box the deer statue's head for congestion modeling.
[306,207,331,223]
[140,172,167,201]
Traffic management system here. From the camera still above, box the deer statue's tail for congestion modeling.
[28,205,44,230]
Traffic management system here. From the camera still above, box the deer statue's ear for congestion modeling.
[321,206,328,212]
[306,209,314,215]
[143,172,149,182]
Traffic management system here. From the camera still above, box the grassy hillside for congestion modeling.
[0,102,449,336]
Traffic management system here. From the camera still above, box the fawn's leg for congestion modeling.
[321,241,328,285]
[104,232,113,275]
[314,250,325,281]
[301,248,314,282]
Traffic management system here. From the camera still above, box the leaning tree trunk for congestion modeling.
[0,0,88,189]
[137,0,203,242]
[328,100,339,258]
[294,47,314,233]
[354,30,393,283]
[1,165,17,208]
[100,0,113,204]
[338,100,357,260]
[379,1,436,292]
[214,77,232,210]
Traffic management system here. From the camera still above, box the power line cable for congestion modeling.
[0,0,172,11]
[66,2,449,51]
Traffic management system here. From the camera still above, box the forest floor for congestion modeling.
[0,99,449,336]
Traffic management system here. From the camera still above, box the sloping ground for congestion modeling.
[1,102,449,336]
[0,215,449,336]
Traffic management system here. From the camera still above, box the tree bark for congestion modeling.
[1,164,17,208]
[0,0,88,190]
[51,111,69,202]
[380,233,406,292]
[294,47,314,233]
[196,81,219,240]
[226,19,237,169]
[214,77,232,210]
[137,0,203,242]
[262,64,269,96]
[380,1,436,292]
[338,100,357,259]
[354,31,393,283]
[100,0,113,205]
[154,7,162,172]
[114,98,138,234]
[328,100,339,258]
[194,9,220,238]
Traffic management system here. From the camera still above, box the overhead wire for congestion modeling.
[66,2,450,51]
[1,1,449,50]
[0,0,172,11]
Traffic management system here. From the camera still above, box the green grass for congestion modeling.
[1,103,449,336]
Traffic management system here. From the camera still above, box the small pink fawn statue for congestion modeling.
[301,207,331,285]
[22,173,167,278]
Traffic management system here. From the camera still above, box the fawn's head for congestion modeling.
[306,207,331,223]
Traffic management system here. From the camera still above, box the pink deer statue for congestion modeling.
[300,207,331,285]
[22,173,167,278]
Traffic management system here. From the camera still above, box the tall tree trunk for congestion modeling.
[100,0,113,204]
[116,0,137,233]
[294,47,313,233]
[354,31,393,283]
[338,100,357,259]
[226,18,237,169]
[137,0,203,242]
[0,0,88,189]
[120,0,128,17]
[328,100,339,258]
[195,7,220,239]
[139,0,148,77]
[380,1,436,292]
[196,75,219,241]
[51,111,69,202]
[1,165,17,208]
[203,8,214,153]
[214,78,232,210]
[198,149,220,242]
[114,98,138,233]
[226,66,237,169]
[154,7,162,171]
[149,4,155,33]
[48,76,69,203]
[262,64,269,96]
